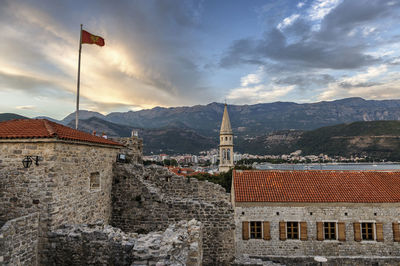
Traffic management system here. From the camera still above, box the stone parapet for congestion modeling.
[114,136,143,164]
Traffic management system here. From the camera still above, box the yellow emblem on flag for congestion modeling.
[90,35,99,43]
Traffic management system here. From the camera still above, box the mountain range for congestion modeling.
[67,97,400,137]
[241,121,400,161]
[3,97,400,157]
[0,113,28,122]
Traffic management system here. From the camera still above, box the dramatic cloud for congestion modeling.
[277,14,300,30]
[16,105,36,110]
[1,0,400,118]
[220,0,400,70]
[228,83,295,104]
[318,64,400,100]
[221,0,400,104]
[274,74,336,87]
[308,0,342,21]
[0,0,210,118]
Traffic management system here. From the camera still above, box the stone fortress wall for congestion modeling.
[114,136,143,164]
[111,164,235,265]
[235,204,400,265]
[0,213,39,265]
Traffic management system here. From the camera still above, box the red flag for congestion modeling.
[81,30,105,46]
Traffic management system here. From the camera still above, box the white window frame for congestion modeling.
[359,220,377,242]
[322,220,338,241]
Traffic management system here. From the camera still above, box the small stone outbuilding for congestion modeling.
[0,119,123,265]
[232,170,400,265]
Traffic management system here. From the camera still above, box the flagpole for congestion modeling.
[75,24,82,129]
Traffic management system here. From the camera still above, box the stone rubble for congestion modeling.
[233,255,285,266]
[112,164,235,265]
[47,219,202,266]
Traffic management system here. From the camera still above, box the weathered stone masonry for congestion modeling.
[0,213,39,265]
[46,219,203,266]
[235,203,400,265]
[111,164,235,265]
[0,139,119,264]
[115,136,143,164]
[1,120,230,265]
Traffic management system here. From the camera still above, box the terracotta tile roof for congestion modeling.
[233,170,400,203]
[169,167,198,177]
[0,119,123,147]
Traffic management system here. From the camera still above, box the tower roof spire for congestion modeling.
[220,104,232,134]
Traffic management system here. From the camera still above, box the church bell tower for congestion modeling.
[219,104,234,172]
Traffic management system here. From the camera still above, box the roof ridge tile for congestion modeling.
[43,119,57,137]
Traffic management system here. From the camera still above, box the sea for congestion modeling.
[255,163,400,171]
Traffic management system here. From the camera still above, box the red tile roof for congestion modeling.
[168,167,198,177]
[233,170,400,203]
[0,119,123,147]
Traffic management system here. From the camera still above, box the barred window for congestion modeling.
[250,221,262,239]
[287,221,299,240]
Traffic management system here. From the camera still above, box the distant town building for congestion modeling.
[219,104,234,172]
[234,152,242,162]
[160,154,169,161]
[211,154,218,164]
[131,129,139,137]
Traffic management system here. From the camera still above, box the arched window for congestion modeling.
[229,137,231,141]
[221,137,223,141]
[225,137,228,141]
[223,149,227,161]
[227,149,231,161]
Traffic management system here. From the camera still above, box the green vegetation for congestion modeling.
[297,121,400,161]
[190,170,232,192]
[236,121,400,161]
[190,165,252,193]
[162,159,178,166]
[143,160,163,166]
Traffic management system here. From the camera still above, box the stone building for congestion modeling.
[0,118,232,265]
[219,104,234,172]
[0,119,123,265]
[232,170,400,265]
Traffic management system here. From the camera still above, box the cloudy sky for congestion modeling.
[1,0,400,119]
